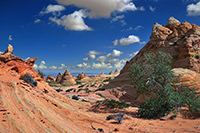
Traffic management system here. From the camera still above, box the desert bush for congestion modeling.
[130,51,200,119]
[103,78,112,82]
[95,99,129,109]
[37,70,45,79]
[20,73,37,87]
[76,81,82,85]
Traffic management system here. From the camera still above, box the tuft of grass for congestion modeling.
[103,78,112,82]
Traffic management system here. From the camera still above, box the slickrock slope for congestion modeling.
[106,17,200,103]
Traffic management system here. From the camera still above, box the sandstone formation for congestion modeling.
[0,44,43,81]
[77,72,87,80]
[106,17,200,104]
[114,69,120,75]
[59,70,76,86]
[109,71,114,75]
[46,75,55,82]
[56,72,62,82]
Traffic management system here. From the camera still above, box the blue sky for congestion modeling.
[0,0,200,73]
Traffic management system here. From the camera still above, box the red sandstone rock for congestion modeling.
[59,70,76,86]
[46,75,55,82]
[56,72,62,82]
[106,17,200,104]
[77,72,87,80]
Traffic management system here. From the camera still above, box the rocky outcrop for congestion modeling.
[0,44,43,81]
[106,17,200,104]
[109,71,114,75]
[46,75,55,82]
[77,72,87,80]
[59,70,76,86]
[114,69,120,75]
[56,72,62,82]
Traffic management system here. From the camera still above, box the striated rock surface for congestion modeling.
[77,72,87,80]
[109,71,114,75]
[56,72,62,82]
[59,70,76,86]
[106,17,200,104]
[0,44,43,81]
[46,75,55,82]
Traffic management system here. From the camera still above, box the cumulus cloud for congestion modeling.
[114,35,140,46]
[114,59,128,68]
[134,25,143,31]
[33,61,47,70]
[49,10,92,31]
[40,4,66,15]
[149,6,155,12]
[56,0,138,17]
[97,49,123,62]
[187,1,200,16]
[129,51,139,57]
[34,19,41,23]
[77,62,113,69]
[83,50,102,61]
[8,35,12,41]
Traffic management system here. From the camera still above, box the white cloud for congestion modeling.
[149,6,155,12]
[187,1,200,16]
[87,50,102,55]
[83,50,102,61]
[56,0,138,17]
[111,15,126,25]
[114,59,128,68]
[34,19,41,23]
[107,49,123,57]
[40,4,66,15]
[134,25,142,31]
[8,35,12,41]
[129,51,139,57]
[49,66,58,69]
[33,61,47,70]
[49,10,92,31]
[77,62,113,69]
[97,49,123,62]
[114,35,140,46]
[139,6,145,11]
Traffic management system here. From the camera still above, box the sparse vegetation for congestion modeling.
[95,93,105,98]
[37,70,45,79]
[103,77,112,82]
[130,51,200,119]
[95,99,129,109]
[76,81,82,85]
[20,73,37,87]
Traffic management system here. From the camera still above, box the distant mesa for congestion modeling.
[59,70,76,86]
[106,17,200,105]
[100,72,105,76]
[46,75,55,82]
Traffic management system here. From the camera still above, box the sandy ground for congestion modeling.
[0,71,199,133]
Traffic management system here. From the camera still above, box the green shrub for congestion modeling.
[37,70,45,79]
[103,78,112,82]
[95,99,129,109]
[20,73,37,87]
[76,81,82,85]
[130,51,200,119]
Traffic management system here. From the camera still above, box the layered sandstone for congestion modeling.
[59,70,76,86]
[106,17,200,104]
